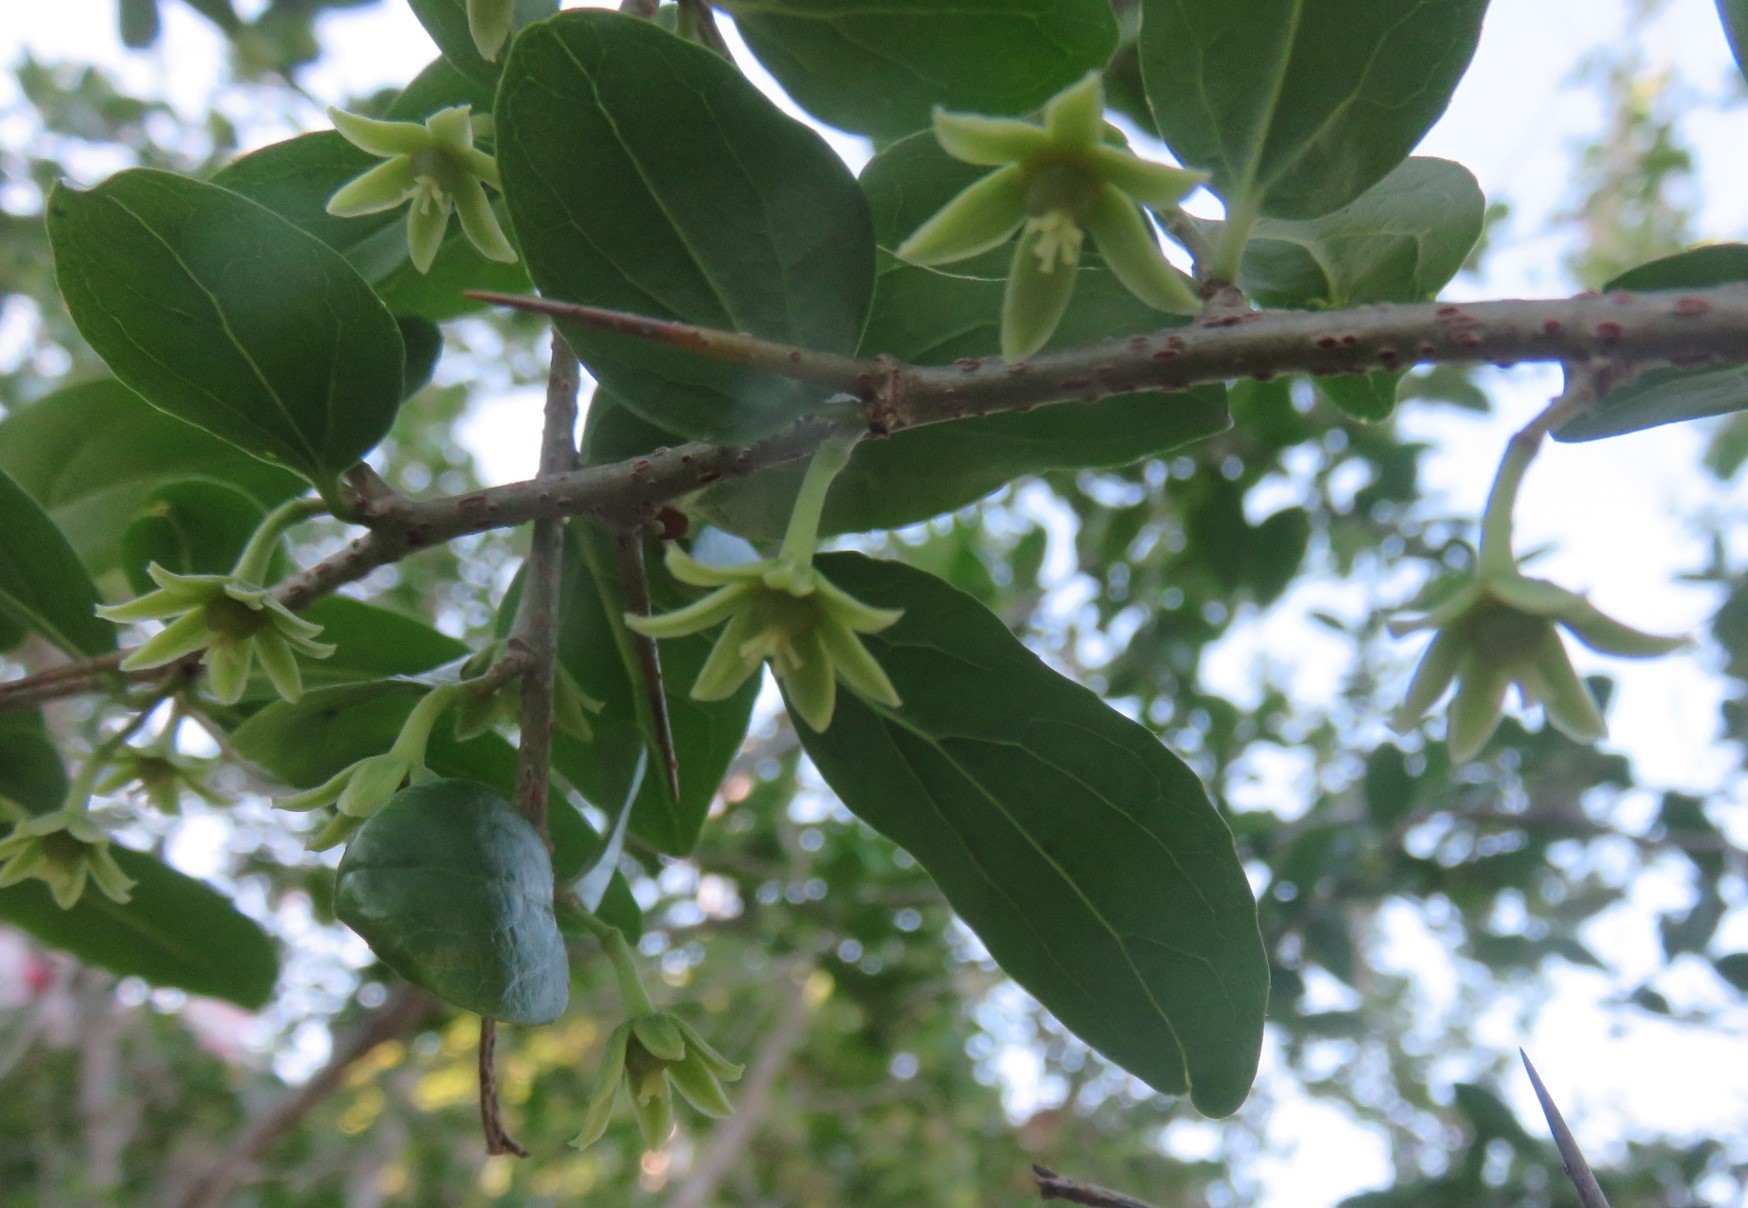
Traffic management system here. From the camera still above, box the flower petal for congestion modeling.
[87,848,136,904]
[689,609,767,702]
[1043,72,1105,149]
[814,577,904,634]
[1088,144,1207,209]
[780,626,838,732]
[338,755,412,818]
[405,195,451,275]
[670,1017,744,1080]
[1487,573,1587,618]
[630,1075,674,1151]
[894,165,1026,266]
[1447,659,1509,763]
[572,1023,633,1149]
[119,611,214,671]
[817,614,901,709]
[663,545,761,588]
[931,108,1050,165]
[627,582,752,640]
[252,627,304,704]
[1001,222,1079,361]
[1082,185,1199,315]
[306,812,360,852]
[424,105,475,150]
[454,179,518,264]
[1531,636,1607,744]
[276,764,354,812]
[1557,599,1688,658]
[1389,627,1464,733]
[329,107,434,157]
[326,156,419,217]
[96,588,189,623]
[48,860,88,911]
[203,638,254,705]
[632,1014,686,1062]
[668,1051,735,1118]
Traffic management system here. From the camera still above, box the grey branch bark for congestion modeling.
[9,284,1748,713]
[1033,1165,1164,1208]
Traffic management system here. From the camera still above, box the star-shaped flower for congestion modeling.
[626,546,902,733]
[896,71,1206,360]
[275,684,455,825]
[96,565,335,705]
[326,105,517,274]
[0,808,136,910]
[573,1011,743,1152]
[94,747,224,815]
[1389,569,1686,762]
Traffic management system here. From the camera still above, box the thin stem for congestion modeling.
[575,913,659,1017]
[232,496,326,584]
[1033,1166,1164,1208]
[1156,205,1217,277]
[478,1018,528,1158]
[508,334,581,845]
[1209,194,1258,283]
[615,531,682,803]
[1477,431,1537,577]
[390,684,460,759]
[777,429,860,565]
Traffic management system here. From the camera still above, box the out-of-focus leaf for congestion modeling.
[0,465,114,658]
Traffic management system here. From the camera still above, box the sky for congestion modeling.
[5,1,1748,1204]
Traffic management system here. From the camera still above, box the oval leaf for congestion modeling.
[1722,0,1748,84]
[120,480,265,594]
[1139,0,1488,219]
[793,553,1268,1117]
[48,169,406,497]
[0,712,68,813]
[0,464,114,657]
[335,778,569,1024]
[496,10,875,441]
[725,0,1118,140]
[1557,245,1748,442]
[0,848,278,1008]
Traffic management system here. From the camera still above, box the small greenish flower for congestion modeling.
[326,105,516,274]
[1389,569,1685,762]
[896,71,1206,360]
[276,685,455,822]
[627,546,902,733]
[94,747,224,815]
[0,808,135,910]
[450,642,601,743]
[96,565,335,705]
[573,1011,743,1152]
[467,0,514,60]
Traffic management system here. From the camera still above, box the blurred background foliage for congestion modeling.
[3,1,1748,1206]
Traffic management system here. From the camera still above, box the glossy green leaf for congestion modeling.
[120,479,265,595]
[695,261,1227,539]
[47,168,406,498]
[496,9,875,441]
[0,713,67,813]
[1556,245,1748,442]
[794,553,1267,1117]
[407,0,557,89]
[0,378,302,573]
[1235,159,1485,308]
[335,778,568,1024]
[1319,371,1403,424]
[1721,0,1748,83]
[1138,0,1488,219]
[724,0,1118,140]
[540,524,758,856]
[0,464,114,658]
[0,848,278,1008]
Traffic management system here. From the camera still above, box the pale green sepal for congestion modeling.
[1390,627,1463,733]
[1557,602,1688,658]
[325,157,418,217]
[1529,637,1607,744]
[667,1052,735,1118]
[1088,144,1208,209]
[453,179,518,264]
[119,611,214,670]
[252,627,304,703]
[813,577,904,633]
[96,589,186,623]
[629,1070,674,1150]
[1083,185,1199,315]
[671,1017,744,1080]
[817,614,901,709]
[1447,658,1509,763]
[406,197,450,275]
[328,106,433,157]
[1043,72,1104,148]
[894,164,1026,266]
[425,105,474,146]
[626,582,752,640]
[276,764,353,812]
[689,609,767,702]
[1001,222,1078,361]
[204,640,253,705]
[931,108,1050,166]
[664,545,755,588]
[1488,574,1586,617]
[783,627,838,732]
[306,812,360,851]
[337,754,413,817]
[467,0,514,60]
[632,1014,686,1062]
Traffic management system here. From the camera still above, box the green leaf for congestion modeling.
[0,464,115,658]
[1556,245,1748,442]
[543,524,758,856]
[0,847,278,1008]
[1714,951,1748,993]
[335,778,568,1024]
[0,378,303,574]
[496,10,875,441]
[794,553,1268,1117]
[1319,371,1403,424]
[1721,0,1748,83]
[397,316,443,400]
[120,480,265,594]
[694,261,1228,539]
[1236,158,1485,308]
[407,0,557,89]
[48,168,406,498]
[724,0,1118,140]
[0,712,68,814]
[1138,0,1488,219]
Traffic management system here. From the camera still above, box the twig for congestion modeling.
[665,969,812,1208]
[507,334,582,844]
[615,530,683,802]
[1033,1165,1164,1208]
[175,984,432,1208]
[678,0,732,58]
[478,1018,529,1158]
[1520,1049,1612,1208]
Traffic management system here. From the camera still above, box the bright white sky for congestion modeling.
[5,1,1748,1204]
